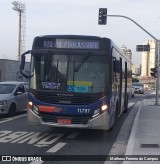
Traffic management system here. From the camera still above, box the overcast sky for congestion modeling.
[1,0,160,65]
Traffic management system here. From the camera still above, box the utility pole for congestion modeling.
[108,15,160,105]
[12,1,26,61]
[98,10,160,105]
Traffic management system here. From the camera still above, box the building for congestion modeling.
[132,63,140,75]
[0,59,30,82]
[121,45,132,68]
[141,40,156,77]
[121,45,141,77]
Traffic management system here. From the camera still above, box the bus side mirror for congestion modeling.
[113,60,121,73]
[19,50,33,79]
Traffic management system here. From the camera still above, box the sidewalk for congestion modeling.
[123,98,160,164]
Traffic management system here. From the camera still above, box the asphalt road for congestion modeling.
[0,90,155,164]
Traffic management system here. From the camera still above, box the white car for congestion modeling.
[132,83,144,94]
[0,81,28,116]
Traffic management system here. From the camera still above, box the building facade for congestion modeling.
[132,63,140,75]
[141,40,156,77]
[121,45,132,67]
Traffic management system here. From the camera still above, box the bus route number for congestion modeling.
[77,108,90,113]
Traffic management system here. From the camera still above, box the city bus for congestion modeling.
[19,35,132,131]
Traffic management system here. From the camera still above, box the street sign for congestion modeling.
[136,45,150,52]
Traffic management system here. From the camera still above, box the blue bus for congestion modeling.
[19,35,132,131]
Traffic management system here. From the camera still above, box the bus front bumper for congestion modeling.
[27,109,110,130]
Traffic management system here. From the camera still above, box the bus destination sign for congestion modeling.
[42,39,99,49]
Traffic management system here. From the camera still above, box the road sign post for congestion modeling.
[136,45,150,52]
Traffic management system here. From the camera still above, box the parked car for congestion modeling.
[0,81,28,116]
[132,82,144,94]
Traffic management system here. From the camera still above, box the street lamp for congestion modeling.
[12,1,25,61]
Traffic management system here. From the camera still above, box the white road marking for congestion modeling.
[47,142,66,153]
[66,132,80,139]
[34,144,48,147]
[0,114,26,123]
[11,132,35,143]
[18,133,49,144]
[36,133,63,145]
[0,131,29,143]
[0,131,12,137]
[128,102,135,108]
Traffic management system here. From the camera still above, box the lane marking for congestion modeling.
[124,102,142,155]
[0,114,26,124]
[128,102,135,108]
[47,142,66,153]
[11,132,35,143]
[66,132,80,139]
[34,144,48,147]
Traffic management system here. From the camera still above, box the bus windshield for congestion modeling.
[30,52,110,94]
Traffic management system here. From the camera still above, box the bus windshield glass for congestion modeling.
[30,52,110,94]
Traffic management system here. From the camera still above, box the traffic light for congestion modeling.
[150,67,157,78]
[98,8,107,25]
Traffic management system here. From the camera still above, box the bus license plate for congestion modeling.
[57,118,72,125]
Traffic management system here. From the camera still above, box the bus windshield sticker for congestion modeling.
[67,86,74,92]
[67,85,88,93]
[67,81,92,87]
[41,82,60,90]
[74,86,88,93]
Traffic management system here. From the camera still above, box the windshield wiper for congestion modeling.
[74,54,91,72]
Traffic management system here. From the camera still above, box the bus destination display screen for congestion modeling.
[35,38,99,49]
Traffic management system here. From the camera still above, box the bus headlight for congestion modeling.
[27,101,39,115]
[101,105,108,111]
[92,105,108,118]
[27,101,33,109]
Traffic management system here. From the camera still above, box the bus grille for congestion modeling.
[40,114,89,125]
[30,89,102,105]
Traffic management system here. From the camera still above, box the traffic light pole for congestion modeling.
[156,41,160,105]
[107,14,160,105]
